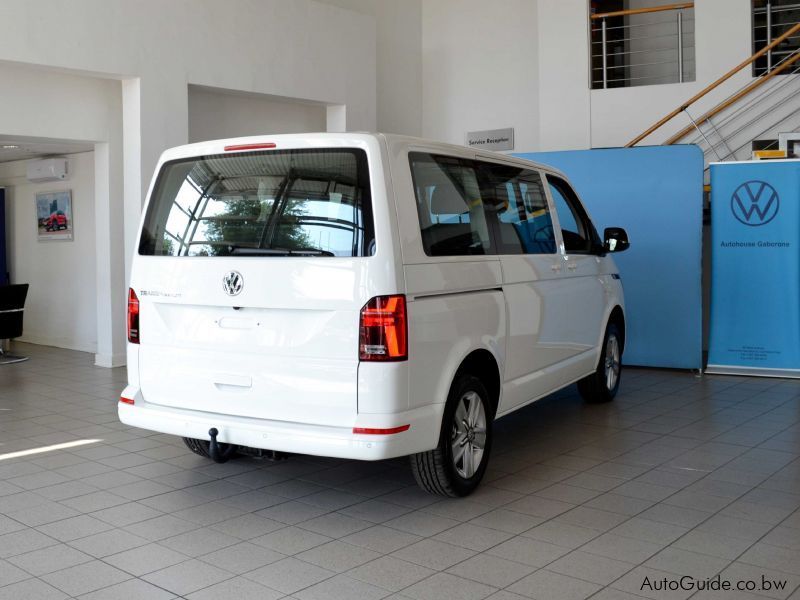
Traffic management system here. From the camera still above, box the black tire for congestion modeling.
[182,437,238,460]
[410,373,493,497]
[578,322,623,403]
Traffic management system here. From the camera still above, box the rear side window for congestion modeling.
[409,153,557,257]
[409,153,492,256]
[139,148,374,257]
[480,163,556,255]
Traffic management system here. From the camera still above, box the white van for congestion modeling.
[120,133,628,496]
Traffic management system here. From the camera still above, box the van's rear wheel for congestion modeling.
[410,373,492,497]
[182,437,237,460]
[578,322,622,403]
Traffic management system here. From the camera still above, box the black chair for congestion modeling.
[0,284,29,364]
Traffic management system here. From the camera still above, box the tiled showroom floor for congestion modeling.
[0,343,798,600]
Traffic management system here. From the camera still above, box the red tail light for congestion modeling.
[359,295,407,361]
[127,288,140,344]
[119,396,134,405]
[353,425,410,435]
[224,142,276,151]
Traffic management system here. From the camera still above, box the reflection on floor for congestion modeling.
[0,342,799,599]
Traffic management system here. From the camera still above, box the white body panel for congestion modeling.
[121,133,625,461]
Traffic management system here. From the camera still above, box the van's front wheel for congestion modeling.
[410,374,492,497]
[578,322,622,403]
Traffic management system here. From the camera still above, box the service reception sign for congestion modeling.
[707,160,800,378]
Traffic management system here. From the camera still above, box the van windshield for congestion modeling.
[138,148,374,257]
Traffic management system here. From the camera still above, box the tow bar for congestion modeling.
[207,428,230,464]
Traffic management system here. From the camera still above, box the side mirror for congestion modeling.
[603,227,630,253]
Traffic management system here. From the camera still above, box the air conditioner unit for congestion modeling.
[26,158,68,183]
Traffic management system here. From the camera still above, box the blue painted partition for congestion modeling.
[514,146,703,369]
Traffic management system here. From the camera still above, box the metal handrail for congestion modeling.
[592,18,689,32]
[592,3,694,89]
[591,2,694,20]
[626,21,800,146]
[754,3,800,14]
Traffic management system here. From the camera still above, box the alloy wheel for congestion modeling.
[605,334,621,391]
[451,390,487,478]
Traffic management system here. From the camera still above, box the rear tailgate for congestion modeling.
[137,258,367,427]
[130,136,403,428]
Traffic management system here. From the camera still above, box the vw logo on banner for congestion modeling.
[731,180,780,226]
[222,271,244,296]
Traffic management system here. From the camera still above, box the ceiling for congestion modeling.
[0,138,95,163]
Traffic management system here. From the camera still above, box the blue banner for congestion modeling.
[515,146,703,369]
[707,161,800,377]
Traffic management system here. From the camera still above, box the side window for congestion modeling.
[409,152,492,256]
[481,163,556,255]
[547,176,598,254]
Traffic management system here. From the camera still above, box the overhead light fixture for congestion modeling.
[1,145,19,149]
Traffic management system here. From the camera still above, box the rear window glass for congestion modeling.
[409,153,493,256]
[139,148,375,257]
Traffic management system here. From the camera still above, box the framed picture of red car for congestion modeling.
[36,190,73,241]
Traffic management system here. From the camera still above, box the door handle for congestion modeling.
[213,373,252,388]
[550,264,562,272]
[567,263,578,271]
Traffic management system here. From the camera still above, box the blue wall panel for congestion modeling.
[514,146,703,369]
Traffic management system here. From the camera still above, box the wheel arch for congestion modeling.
[608,305,626,352]
[454,348,502,418]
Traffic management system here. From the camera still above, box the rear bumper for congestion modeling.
[118,386,442,461]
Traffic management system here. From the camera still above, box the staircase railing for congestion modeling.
[684,54,800,167]
[626,21,800,147]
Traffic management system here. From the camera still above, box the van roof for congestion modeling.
[158,132,565,178]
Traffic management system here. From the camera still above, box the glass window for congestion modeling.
[590,1,696,89]
[409,153,492,256]
[139,149,374,257]
[547,176,598,254]
[480,163,556,255]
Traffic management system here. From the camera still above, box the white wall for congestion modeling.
[319,0,423,136]
[539,0,755,151]
[0,62,125,366]
[0,152,97,353]
[188,87,328,143]
[0,0,380,366]
[421,0,540,152]
[537,0,592,151]
[419,0,766,154]
[0,0,378,285]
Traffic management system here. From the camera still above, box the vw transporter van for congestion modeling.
[120,133,629,497]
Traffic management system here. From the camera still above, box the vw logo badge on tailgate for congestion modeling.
[222,271,244,296]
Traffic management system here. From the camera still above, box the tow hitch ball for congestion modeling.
[207,428,229,464]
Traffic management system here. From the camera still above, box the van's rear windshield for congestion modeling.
[138,148,375,257]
